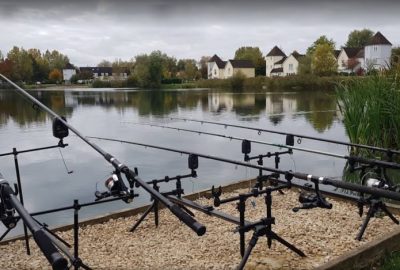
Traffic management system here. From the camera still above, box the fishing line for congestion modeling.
[58,148,73,174]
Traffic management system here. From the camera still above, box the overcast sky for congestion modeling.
[1,0,399,66]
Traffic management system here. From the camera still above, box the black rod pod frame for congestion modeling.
[354,166,399,241]
[212,173,305,270]
[0,74,206,237]
[130,154,198,233]
[0,173,68,270]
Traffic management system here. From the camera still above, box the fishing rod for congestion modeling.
[87,135,400,201]
[170,117,400,157]
[124,122,400,170]
[0,74,205,236]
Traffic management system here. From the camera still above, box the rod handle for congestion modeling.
[170,204,206,236]
[33,230,68,270]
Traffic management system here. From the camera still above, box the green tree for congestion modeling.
[307,36,336,55]
[345,29,373,48]
[28,48,50,82]
[43,50,69,71]
[298,55,312,75]
[199,56,210,79]
[312,43,338,76]
[177,59,199,81]
[234,46,265,76]
[7,46,33,82]
[97,59,112,67]
[0,50,3,61]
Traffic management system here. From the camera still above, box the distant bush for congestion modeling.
[91,79,131,88]
[161,78,183,84]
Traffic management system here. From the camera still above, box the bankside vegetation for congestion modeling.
[336,73,400,156]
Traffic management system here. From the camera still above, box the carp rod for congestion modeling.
[123,122,400,170]
[170,117,400,157]
[0,74,205,236]
[87,135,400,201]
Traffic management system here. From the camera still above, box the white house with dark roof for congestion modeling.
[208,55,227,79]
[208,55,255,79]
[336,31,392,74]
[265,46,286,77]
[364,31,392,70]
[62,63,77,82]
[265,47,304,77]
[282,51,304,76]
[337,47,364,74]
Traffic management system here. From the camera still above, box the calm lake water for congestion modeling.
[0,87,349,237]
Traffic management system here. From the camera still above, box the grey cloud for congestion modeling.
[0,0,399,66]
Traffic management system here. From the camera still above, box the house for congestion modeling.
[265,46,286,77]
[265,47,304,77]
[208,55,255,79]
[224,60,255,78]
[208,55,226,79]
[282,51,304,76]
[79,67,113,80]
[62,63,76,83]
[364,31,392,70]
[337,47,364,74]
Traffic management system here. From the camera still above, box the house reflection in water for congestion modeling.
[265,95,297,125]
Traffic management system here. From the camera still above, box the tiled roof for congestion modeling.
[367,32,392,46]
[291,51,304,60]
[209,54,226,69]
[343,47,363,58]
[355,49,364,58]
[266,46,286,57]
[270,67,283,73]
[334,50,341,58]
[274,57,287,65]
[229,60,254,68]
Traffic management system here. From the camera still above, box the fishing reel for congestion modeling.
[0,176,18,229]
[95,172,136,203]
[293,182,332,212]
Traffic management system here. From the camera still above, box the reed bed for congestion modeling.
[336,75,400,157]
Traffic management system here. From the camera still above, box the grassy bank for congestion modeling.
[336,75,400,156]
[195,75,359,92]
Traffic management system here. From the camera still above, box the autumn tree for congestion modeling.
[234,46,265,76]
[307,36,336,55]
[345,29,373,48]
[49,69,62,83]
[0,59,13,78]
[312,43,338,76]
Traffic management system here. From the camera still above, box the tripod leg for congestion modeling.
[154,199,159,227]
[380,204,400,225]
[269,231,306,257]
[130,203,155,232]
[356,205,375,241]
[237,232,260,270]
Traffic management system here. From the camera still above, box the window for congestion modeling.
[289,64,293,71]
[214,69,217,75]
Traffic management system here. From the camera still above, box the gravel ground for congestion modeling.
[1,188,399,270]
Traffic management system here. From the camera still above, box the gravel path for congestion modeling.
[1,188,398,269]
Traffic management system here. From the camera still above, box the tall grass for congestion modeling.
[336,75,400,156]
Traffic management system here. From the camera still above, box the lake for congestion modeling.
[0,87,349,237]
